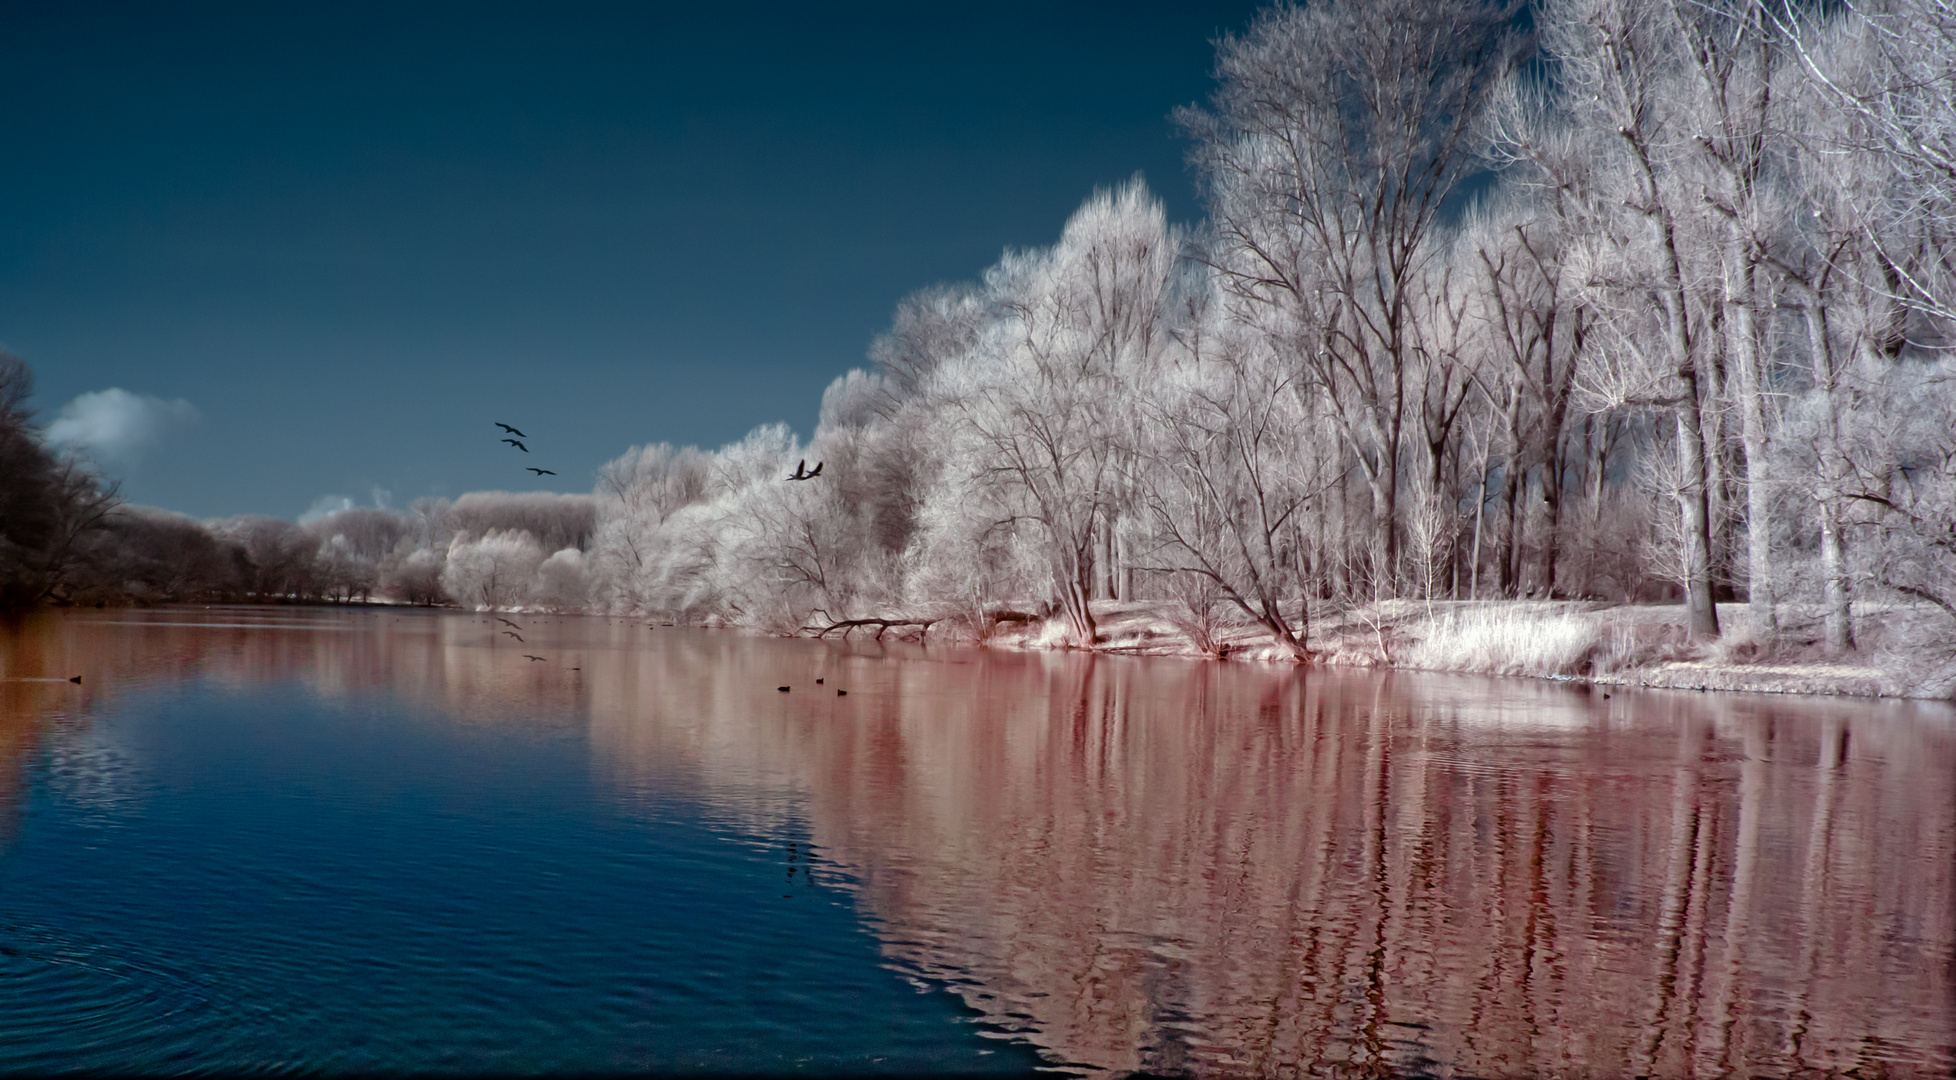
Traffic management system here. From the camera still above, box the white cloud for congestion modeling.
[299,494,355,525]
[45,388,200,464]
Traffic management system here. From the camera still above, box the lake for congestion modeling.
[1,606,1951,1076]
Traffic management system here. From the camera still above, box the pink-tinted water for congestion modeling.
[4,606,1952,1077]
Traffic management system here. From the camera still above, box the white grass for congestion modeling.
[1029,617,1076,650]
[1405,607,1604,678]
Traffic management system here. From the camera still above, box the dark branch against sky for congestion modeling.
[0,1,1265,520]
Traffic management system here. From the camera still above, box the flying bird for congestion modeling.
[496,423,527,437]
[524,654,547,661]
[806,461,823,478]
[502,439,529,452]
[787,459,808,480]
[503,631,524,641]
[497,617,521,629]
[527,467,556,476]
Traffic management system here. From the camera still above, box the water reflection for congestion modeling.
[4,607,1952,1076]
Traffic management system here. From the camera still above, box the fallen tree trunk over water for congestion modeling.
[802,616,939,641]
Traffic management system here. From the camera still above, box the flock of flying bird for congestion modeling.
[495,422,556,478]
[494,420,824,485]
[487,421,823,670]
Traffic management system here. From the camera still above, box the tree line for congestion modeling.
[579,0,1956,657]
[8,0,1955,663]
[0,357,598,610]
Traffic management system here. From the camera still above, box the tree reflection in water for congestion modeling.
[4,606,1952,1077]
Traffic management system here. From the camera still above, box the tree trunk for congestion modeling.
[1656,284,1721,638]
[1470,462,1488,600]
[1369,467,1397,594]
[1675,403,1721,639]
[1662,275,1720,639]
[1332,466,1353,600]
[1542,431,1564,598]
[1802,300,1854,652]
[1499,391,1524,597]
[1818,500,1853,652]
[1729,257,1777,636]
[1117,520,1134,601]
[1252,583,1314,662]
[1701,337,1732,595]
[1097,516,1116,601]
[1585,415,1615,599]
[1062,575,1098,646]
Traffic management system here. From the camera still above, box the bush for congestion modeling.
[441,529,544,611]
[1405,606,1604,677]
[382,546,446,606]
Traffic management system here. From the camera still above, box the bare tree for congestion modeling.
[0,352,122,606]
[949,181,1175,644]
[1769,47,1892,651]
[1660,0,1799,636]
[1181,0,1528,587]
[382,544,447,606]
[1456,200,1590,596]
[1137,304,1334,660]
[590,441,712,611]
[534,548,590,613]
[870,284,988,400]
[1784,0,1956,327]
[441,529,544,611]
[215,516,321,600]
[1512,0,1724,637]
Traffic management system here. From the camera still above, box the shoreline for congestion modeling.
[911,598,1955,702]
[33,598,1946,702]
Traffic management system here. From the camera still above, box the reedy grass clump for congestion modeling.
[1405,606,1604,678]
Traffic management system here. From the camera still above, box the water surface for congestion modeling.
[2,606,1952,1076]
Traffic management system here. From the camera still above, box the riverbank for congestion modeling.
[961,598,1956,700]
[60,596,1943,700]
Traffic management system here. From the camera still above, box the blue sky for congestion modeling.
[1,1,1265,520]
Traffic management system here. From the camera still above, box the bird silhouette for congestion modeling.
[496,423,527,437]
[806,461,823,478]
[527,467,556,476]
[497,617,521,629]
[524,654,547,661]
[503,631,524,641]
[502,439,529,452]
[786,459,808,480]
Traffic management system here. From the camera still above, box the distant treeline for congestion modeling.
[0,353,596,609]
[9,0,1956,665]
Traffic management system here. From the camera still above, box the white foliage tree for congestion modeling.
[440,529,544,611]
[535,548,589,613]
[933,179,1176,644]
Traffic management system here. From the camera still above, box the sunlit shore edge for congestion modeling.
[779,598,1947,701]
[24,595,1948,701]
